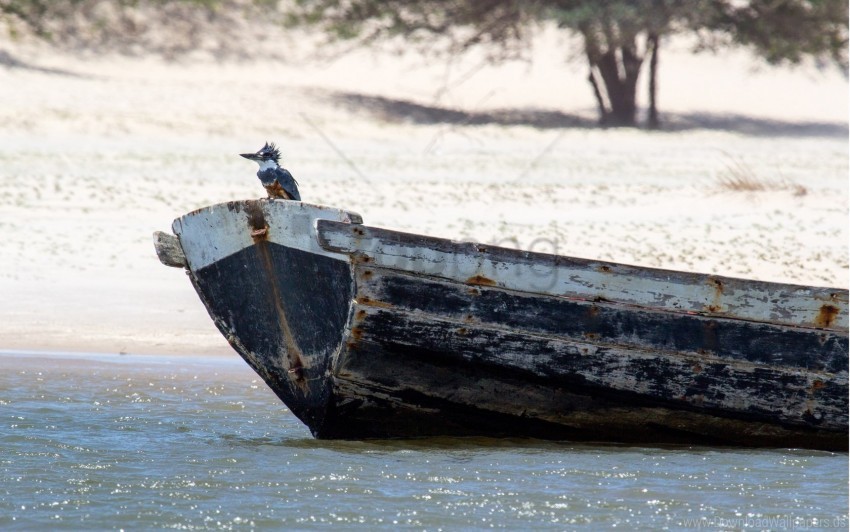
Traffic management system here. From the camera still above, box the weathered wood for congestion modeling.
[153,230,186,268]
[353,266,848,373]
[186,236,354,432]
[159,201,849,450]
[340,305,846,431]
[171,200,359,433]
[317,374,847,450]
[175,200,361,271]
[317,220,849,332]
[330,334,846,449]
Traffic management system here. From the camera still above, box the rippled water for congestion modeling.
[1,352,846,529]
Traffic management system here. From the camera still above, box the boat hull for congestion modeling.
[159,200,849,450]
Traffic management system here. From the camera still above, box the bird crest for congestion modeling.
[258,142,281,163]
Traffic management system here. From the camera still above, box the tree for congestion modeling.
[0,0,267,58]
[287,0,848,128]
[2,0,846,125]
[695,0,849,68]
[547,1,690,127]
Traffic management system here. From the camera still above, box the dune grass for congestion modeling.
[716,154,807,196]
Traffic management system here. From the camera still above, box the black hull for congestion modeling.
[191,242,352,431]
[160,200,849,451]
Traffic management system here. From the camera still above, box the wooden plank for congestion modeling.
[318,220,849,331]
[353,266,848,373]
[328,368,844,448]
[341,305,848,431]
[153,230,186,268]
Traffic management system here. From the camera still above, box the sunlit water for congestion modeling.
[1,352,846,530]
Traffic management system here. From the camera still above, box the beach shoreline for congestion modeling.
[0,35,846,357]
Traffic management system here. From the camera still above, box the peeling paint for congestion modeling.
[317,220,849,331]
[165,202,849,449]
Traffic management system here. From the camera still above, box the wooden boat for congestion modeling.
[154,199,848,450]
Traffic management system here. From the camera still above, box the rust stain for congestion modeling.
[355,309,367,321]
[463,314,475,323]
[584,332,600,341]
[351,328,363,341]
[811,379,825,391]
[468,287,481,296]
[704,277,724,314]
[456,327,469,336]
[692,363,703,374]
[466,274,497,286]
[244,201,267,233]
[702,320,719,352]
[588,305,600,318]
[362,270,373,279]
[357,295,393,309]
[815,304,840,329]
[243,201,308,392]
[245,202,270,243]
[353,227,366,236]
[597,265,612,273]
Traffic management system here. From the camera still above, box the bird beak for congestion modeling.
[240,153,259,160]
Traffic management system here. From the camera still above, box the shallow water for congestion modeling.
[1,352,846,530]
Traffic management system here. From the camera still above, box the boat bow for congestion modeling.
[164,200,361,434]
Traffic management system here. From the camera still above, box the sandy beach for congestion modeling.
[0,28,846,357]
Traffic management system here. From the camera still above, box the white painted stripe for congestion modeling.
[317,221,849,331]
[173,200,361,271]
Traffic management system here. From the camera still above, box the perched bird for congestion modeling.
[240,142,301,201]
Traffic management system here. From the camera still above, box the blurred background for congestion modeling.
[0,0,847,356]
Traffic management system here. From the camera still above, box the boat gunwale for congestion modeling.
[316,218,850,333]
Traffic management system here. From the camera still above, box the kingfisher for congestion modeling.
[240,142,301,201]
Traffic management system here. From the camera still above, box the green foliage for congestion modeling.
[286,0,536,59]
[0,0,268,55]
[1,0,845,125]
[695,0,848,69]
[286,0,847,127]
[287,0,847,69]
[4,0,844,69]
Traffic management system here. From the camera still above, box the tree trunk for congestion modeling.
[581,24,643,127]
[587,68,609,125]
[647,33,660,129]
[588,47,641,126]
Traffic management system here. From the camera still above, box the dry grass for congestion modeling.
[716,154,808,196]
